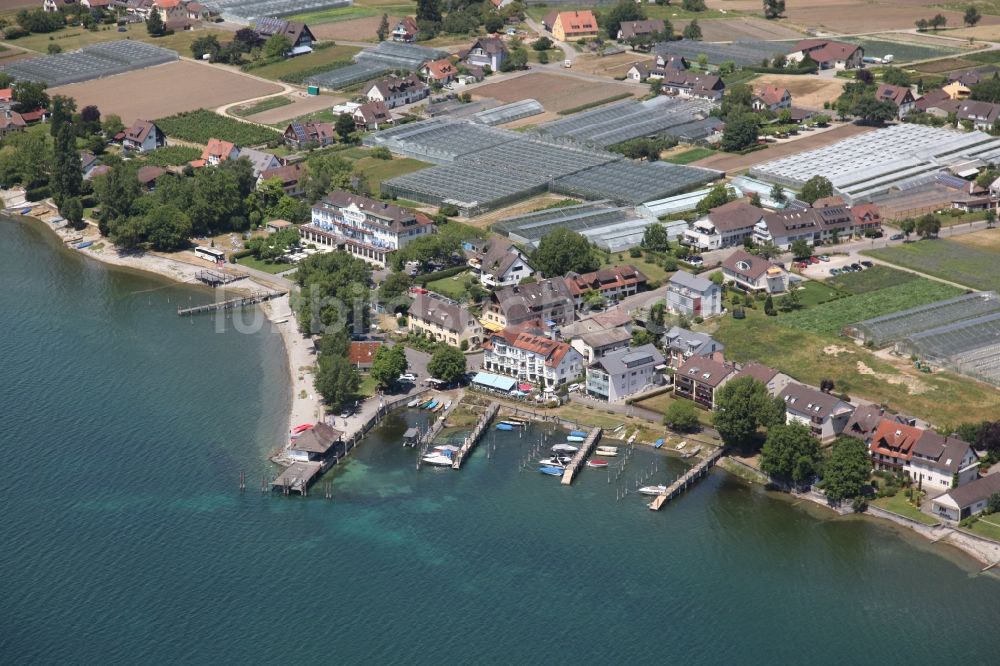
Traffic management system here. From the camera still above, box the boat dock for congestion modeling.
[177,290,285,316]
[648,447,723,510]
[270,461,322,495]
[560,427,603,485]
[451,402,498,469]
[195,270,246,287]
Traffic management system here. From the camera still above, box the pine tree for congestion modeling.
[146,10,165,37]
[764,294,775,316]
[377,13,390,41]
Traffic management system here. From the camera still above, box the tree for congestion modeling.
[631,328,655,346]
[720,111,759,152]
[916,18,929,31]
[302,151,353,202]
[531,228,599,276]
[315,336,360,412]
[976,420,1000,456]
[763,294,775,316]
[779,288,800,312]
[664,399,700,432]
[370,344,408,388]
[930,13,948,30]
[61,196,84,231]
[641,222,670,252]
[602,0,646,41]
[822,436,872,502]
[191,34,221,60]
[763,0,785,20]
[820,378,835,393]
[682,20,702,40]
[799,175,833,204]
[720,83,754,119]
[93,161,140,235]
[761,422,821,483]
[770,182,786,204]
[965,5,982,28]
[51,122,82,207]
[986,208,997,229]
[233,27,264,51]
[146,9,166,37]
[899,217,915,239]
[378,272,412,310]
[712,376,785,448]
[695,183,735,214]
[881,67,911,87]
[790,239,812,261]
[102,114,124,138]
[987,492,1000,514]
[78,105,102,136]
[49,94,76,137]
[264,34,292,59]
[108,216,148,251]
[144,205,193,251]
[416,0,441,23]
[533,36,553,51]
[916,213,941,238]
[852,95,897,125]
[12,80,49,114]
[681,0,706,10]
[428,345,467,383]
[484,15,504,34]
[335,112,356,144]
[377,12,390,40]
[749,192,762,207]
[47,43,62,55]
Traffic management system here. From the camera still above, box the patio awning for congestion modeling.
[518,383,533,391]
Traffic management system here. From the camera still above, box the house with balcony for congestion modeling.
[683,198,765,251]
[731,362,790,397]
[666,271,721,318]
[465,37,507,71]
[779,383,854,442]
[465,237,534,288]
[905,431,979,492]
[392,16,419,42]
[408,292,482,349]
[662,326,724,369]
[721,249,789,294]
[586,344,665,403]
[302,191,436,266]
[482,328,583,389]
[482,278,575,332]
[752,85,792,112]
[673,353,735,410]
[122,120,165,153]
[570,328,632,364]
[564,264,647,308]
[869,419,923,471]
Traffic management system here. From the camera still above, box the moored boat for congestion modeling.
[434,444,460,452]
[432,402,444,412]
[596,446,619,457]
[539,466,564,476]
[419,399,434,409]
[587,459,609,468]
[424,400,438,410]
[538,456,571,466]
[569,430,587,438]
[443,400,452,410]
[496,423,514,431]
[638,485,667,496]
[407,398,420,407]
[292,423,313,434]
[566,435,585,443]
[551,444,578,453]
[422,453,454,466]
[653,438,664,449]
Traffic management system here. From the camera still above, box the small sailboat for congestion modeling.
[638,485,667,496]
[422,453,454,467]
[566,435,585,443]
[496,423,514,431]
[539,466,564,476]
[551,444,578,453]
[586,459,609,468]
[653,438,664,449]
[569,430,588,438]
[407,398,420,408]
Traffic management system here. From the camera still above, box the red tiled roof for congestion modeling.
[490,328,574,367]
[754,85,788,106]
[556,10,598,34]
[348,341,381,366]
[202,138,236,161]
[870,419,923,463]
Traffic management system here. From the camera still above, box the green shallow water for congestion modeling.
[1,216,999,665]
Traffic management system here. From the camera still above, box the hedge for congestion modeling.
[557,93,633,116]
[26,186,51,202]
[415,265,466,285]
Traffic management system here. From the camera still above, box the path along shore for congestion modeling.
[1,188,320,443]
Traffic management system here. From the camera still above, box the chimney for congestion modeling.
[711,351,725,363]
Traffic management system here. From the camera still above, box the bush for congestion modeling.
[693,315,703,324]
[3,27,28,40]
[396,315,408,327]
[459,339,469,351]
[414,265,466,285]
[25,186,51,202]
[439,203,459,217]
[371,147,392,160]
[629,247,642,258]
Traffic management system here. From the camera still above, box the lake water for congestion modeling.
[2,217,998,665]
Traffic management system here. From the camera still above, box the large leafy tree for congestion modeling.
[370,344,408,388]
[975,420,1000,456]
[416,0,441,24]
[712,376,785,449]
[377,13,390,40]
[822,436,871,502]
[93,160,140,236]
[146,9,165,37]
[428,345,467,383]
[49,95,76,137]
[965,5,982,27]
[190,35,221,60]
[664,399,700,432]
[641,223,670,252]
[531,228,599,277]
[12,80,49,114]
[763,0,785,20]
[798,175,833,204]
[720,111,759,152]
[264,34,292,59]
[695,183,735,215]
[144,205,193,251]
[295,251,373,336]
[377,272,412,311]
[302,152,354,202]
[315,333,360,411]
[760,422,821,483]
[682,19,702,41]
[915,213,941,238]
[51,122,81,208]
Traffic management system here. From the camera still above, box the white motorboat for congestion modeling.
[408,398,420,408]
[434,444,460,452]
[638,485,667,496]
[422,454,454,466]
[551,444,579,453]
[596,446,619,457]
[538,456,571,466]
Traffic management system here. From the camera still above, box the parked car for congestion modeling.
[399,373,418,382]
[830,268,841,276]
[850,263,862,271]
[890,234,904,241]
[687,255,704,266]
[819,255,830,262]
[809,256,820,264]
[860,260,873,268]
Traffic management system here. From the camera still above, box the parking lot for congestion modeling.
[797,253,874,280]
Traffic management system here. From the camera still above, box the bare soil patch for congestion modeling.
[571,52,642,78]
[50,61,283,125]
[692,123,875,172]
[310,15,401,41]
[857,360,931,395]
[245,93,346,124]
[466,193,580,229]
[916,57,979,73]
[673,17,803,41]
[751,73,845,109]
[780,3,1000,33]
[471,72,639,113]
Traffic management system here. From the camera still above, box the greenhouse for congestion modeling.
[896,310,1000,387]
[306,41,447,90]
[204,0,352,23]
[1,41,178,87]
[551,160,720,204]
[848,291,1000,347]
[493,201,653,251]
[364,118,514,163]
[472,99,544,126]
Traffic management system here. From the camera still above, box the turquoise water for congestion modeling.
[2,217,999,664]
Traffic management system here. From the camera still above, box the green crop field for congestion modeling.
[841,37,961,62]
[825,265,918,294]
[137,145,202,167]
[155,109,280,146]
[354,155,430,194]
[242,45,361,82]
[776,279,962,337]
[232,96,293,117]
[865,239,1000,291]
[666,148,716,164]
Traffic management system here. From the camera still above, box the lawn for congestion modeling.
[840,37,961,62]
[600,250,672,284]
[963,515,1000,542]
[633,392,714,427]
[243,45,361,82]
[666,147,717,164]
[354,155,430,195]
[712,307,1000,426]
[967,49,1000,64]
[865,238,1000,291]
[796,279,842,307]
[425,270,472,301]
[232,96,293,117]
[775,279,962,337]
[236,255,294,274]
[871,494,939,526]
[355,373,378,399]
[825,265,918,294]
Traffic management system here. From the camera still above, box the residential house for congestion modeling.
[586,344,665,402]
[570,328,632,365]
[258,162,305,197]
[283,120,335,148]
[673,352,735,410]
[287,423,342,463]
[121,120,165,153]
[789,39,863,69]
[617,19,665,41]
[905,431,979,492]
[0,88,11,103]
[136,165,166,191]
[482,278,576,331]
[363,74,429,109]
[851,203,883,235]
[931,473,1000,522]
[564,264,648,308]
[489,0,514,9]
[559,309,633,340]
[875,83,916,119]
[392,17,419,43]
[941,80,972,100]
[543,10,599,41]
[255,17,315,55]
[842,403,886,443]
[43,0,76,11]
[666,271,722,318]
[353,100,394,131]
[0,109,26,138]
[659,71,725,101]
[752,85,792,112]
[869,419,923,471]
[732,362,791,397]
[79,150,100,178]
[754,209,818,250]
[721,249,789,294]
[81,0,111,9]
[195,138,239,167]
[408,292,483,349]
[466,37,507,72]
[348,341,381,370]
[662,326,724,369]
[955,100,1000,131]
[185,1,209,20]
[153,0,185,22]
[779,383,854,442]
[482,328,583,388]
[419,58,458,85]
[123,0,155,19]
[239,147,281,178]
[683,198,764,251]
[465,237,534,288]
[625,54,687,82]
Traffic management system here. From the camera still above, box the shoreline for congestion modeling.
[1,190,321,454]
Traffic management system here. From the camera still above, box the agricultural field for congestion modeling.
[6,22,229,55]
[750,73,845,109]
[776,1,997,33]
[232,96,293,118]
[349,152,431,195]
[712,307,1000,427]
[840,37,963,63]
[776,279,962,337]
[136,145,203,167]
[672,17,803,41]
[50,61,282,125]
[245,93,346,124]
[309,15,403,42]
[913,57,980,74]
[665,147,717,165]
[825,265,920,294]
[289,2,411,25]
[472,73,639,114]
[866,238,1000,292]
[243,45,361,82]
[156,109,281,146]
[692,123,875,172]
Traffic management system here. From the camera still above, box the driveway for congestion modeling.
[326,345,431,431]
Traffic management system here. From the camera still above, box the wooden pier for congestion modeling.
[648,447,724,510]
[195,269,246,287]
[560,427,602,485]
[177,290,285,316]
[270,461,322,495]
[452,402,498,469]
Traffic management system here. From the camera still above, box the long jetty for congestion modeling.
[560,427,602,485]
[648,447,724,510]
[452,402,498,469]
[178,290,285,316]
